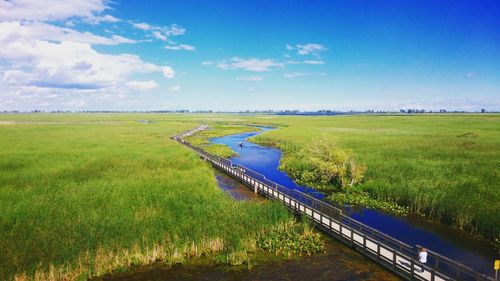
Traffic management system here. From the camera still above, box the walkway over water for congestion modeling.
[173,126,494,281]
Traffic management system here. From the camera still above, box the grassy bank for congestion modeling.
[183,124,257,158]
[0,114,299,280]
[248,114,500,241]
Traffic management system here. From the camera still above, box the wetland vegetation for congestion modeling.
[248,114,500,242]
[0,114,321,280]
[2,113,499,280]
[184,114,499,243]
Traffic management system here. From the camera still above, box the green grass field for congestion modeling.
[247,114,500,241]
[0,114,295,280]
[1,113,499,279]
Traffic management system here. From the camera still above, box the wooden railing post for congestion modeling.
[411,259,415,279]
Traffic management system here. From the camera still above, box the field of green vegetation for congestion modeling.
[246,114,500,242]
[0,114,324,280]
[2,113,498,280]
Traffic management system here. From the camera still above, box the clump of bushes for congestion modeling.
[256,134,408,215]
[280,135,367,192]
[257,219,325,257]
[204,144,237,158]
[329,192,408,216]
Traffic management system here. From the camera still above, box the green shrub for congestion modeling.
[257,219,325,257]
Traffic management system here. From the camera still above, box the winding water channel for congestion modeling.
[211,126,497,277]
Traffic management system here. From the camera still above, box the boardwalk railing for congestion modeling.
[172,126,493,281]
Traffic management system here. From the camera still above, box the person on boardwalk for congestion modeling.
[417,247,428,272]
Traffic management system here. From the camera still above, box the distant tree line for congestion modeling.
[0,109,496,114]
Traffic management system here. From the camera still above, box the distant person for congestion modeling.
[417,247,428,272]
[238,142,243,149]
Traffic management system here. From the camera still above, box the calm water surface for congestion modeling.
[211,127,497,277]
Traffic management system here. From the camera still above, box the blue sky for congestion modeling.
[0,0,499,111]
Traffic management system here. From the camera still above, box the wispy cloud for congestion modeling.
[287,43,327,57]
[0,21,137,46]
[125,80,159,91]
[84,14,120,25]
[170,85,180,91]
[130,21,186,36]
[283,72,326,78]
[130,21,188,50]
[285,60,325,65]
[303,60,325,65]
[165,44,195,51]
[162,66,175,79]
[152,31,167,41]
[236,76,263,81]
[131,22,151,31]
[216,57,283,72]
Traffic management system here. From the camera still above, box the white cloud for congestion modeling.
[283,72,308,78]
[217,57,283,72]
[84,14,120,25]
[0,21,136,46]
[285,60,325,65]
[165,44,195,51]
[165,25,186,36]
[131,22,186,37]
[202,61,214,65]
[0,0,109,21]
[131,22,151,30]
[162,66,175,79]
[287,43,327,56]
[0,0,185,110]
[170,85,180,91]
[125,80,159,91]
[152,31,167,41]
[0,39,173,89]
[236,76,263,81]
[303,60,325,65]
[282,72,326,78]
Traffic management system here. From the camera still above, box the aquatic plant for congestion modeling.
[257,219,326,257]
[329,191,408,216]
[279,135,367,191]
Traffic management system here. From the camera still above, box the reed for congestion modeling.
[249,114,500,241]
[0,115,291,280]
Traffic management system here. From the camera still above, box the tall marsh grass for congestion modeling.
[0,115,291,280]
[249,114,500,241]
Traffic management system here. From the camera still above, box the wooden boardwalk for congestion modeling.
[173,126,493,281]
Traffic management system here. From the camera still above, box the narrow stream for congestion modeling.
[211,126,497,277]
